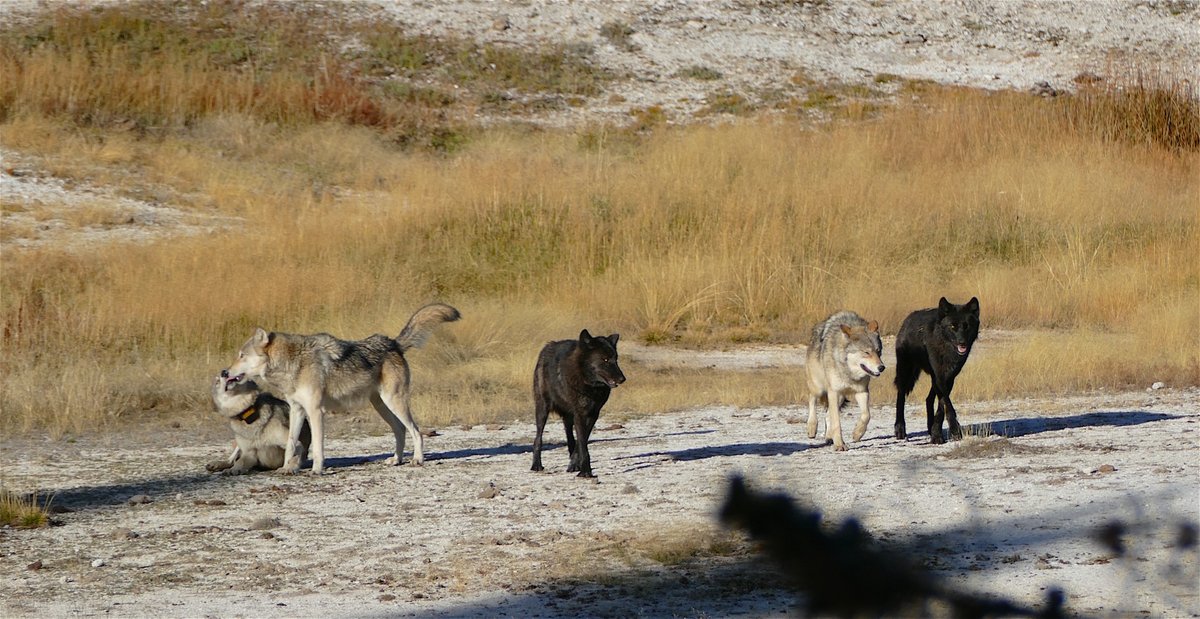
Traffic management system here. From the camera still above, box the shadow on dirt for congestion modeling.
[39,473,225,512]
[970,410,1179,438]
[615,441,813,466]
[371,555,799,619]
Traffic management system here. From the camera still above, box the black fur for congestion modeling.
[893,297,980,444]
[530,329,626,478]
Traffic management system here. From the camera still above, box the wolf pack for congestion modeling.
[209,297,980,478]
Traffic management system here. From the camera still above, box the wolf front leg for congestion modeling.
[826,394,848,451]
[282,400,308,474]
[851,390,871,442]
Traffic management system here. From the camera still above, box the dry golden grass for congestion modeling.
[0,489,51,528]
[1,3,1196,438]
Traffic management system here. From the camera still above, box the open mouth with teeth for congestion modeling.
[220,370,244,391]
[860,364,881,377]
[956,344,969,356]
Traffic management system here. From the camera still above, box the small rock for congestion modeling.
[258,531,275,540]
[378,593,397,602]
[600,423,625,431]
[1150,381,1165,390]
[902,33,927,45]
[26,560,42,571]
[492,16,511,31]
[127,494,152,505]
[478,483,500,499]
[111,527,138,540]
[1093,464,1117,474]
[621,484,640,495]
[485,424,506,431]
[91,559,105,568]
[420,429,440,437]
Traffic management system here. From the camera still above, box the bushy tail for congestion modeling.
[396,303,461,351]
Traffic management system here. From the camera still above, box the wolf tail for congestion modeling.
[395,303,461,351]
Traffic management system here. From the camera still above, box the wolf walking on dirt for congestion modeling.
[893,297,980,444]
[531,329,626,478]
[805,311,886,451]
[207,369,311,475]
[224,303,461,475]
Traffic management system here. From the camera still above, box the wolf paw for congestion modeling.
[806,423,818,439]
[852,424,868,442]
[531,464,545,472]
[894,426,908,440]
[385,455,402,466]
[832,442,848,452]
[410,456,424,466]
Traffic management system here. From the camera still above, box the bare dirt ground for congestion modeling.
[2,361,1198,617]
[2,1,1198,617]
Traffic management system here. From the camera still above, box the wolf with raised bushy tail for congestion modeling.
[805,310,886,451]
[223,303,460,475]
[893,297,979,444]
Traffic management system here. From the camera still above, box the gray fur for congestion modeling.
[225,303,460,475]
[805,310,886,451]
[207,371,311,475]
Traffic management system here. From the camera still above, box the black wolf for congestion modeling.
[531,329,626,478]
[893,297,980,443]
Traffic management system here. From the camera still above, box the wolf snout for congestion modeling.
[860,363,884,377]
[607,375,626,388]
[956,344,969,355]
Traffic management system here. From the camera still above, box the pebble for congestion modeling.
[91,559,105,568]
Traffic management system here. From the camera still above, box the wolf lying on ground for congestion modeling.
[894,297,980,443]
[224,303,461,475]
[805,310,886,451]
[207,369,310,475]
[531,329,626,478]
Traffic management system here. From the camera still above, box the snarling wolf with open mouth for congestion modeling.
[207,368,310,475]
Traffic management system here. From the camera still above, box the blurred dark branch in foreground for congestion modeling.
[720,476,1066,619]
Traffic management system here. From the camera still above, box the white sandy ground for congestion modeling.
[1,362,1197,618]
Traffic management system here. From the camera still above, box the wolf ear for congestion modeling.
[579,329,593,344]
[840,324,853,336]
[606,333,620,346]
[867,320,879,333]
[965,297,980,316]
[251,327,273,349]
[937,297,952,317]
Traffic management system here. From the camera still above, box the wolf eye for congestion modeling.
[948,325,956,331]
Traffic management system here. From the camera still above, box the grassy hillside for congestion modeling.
[1,2,1196,437]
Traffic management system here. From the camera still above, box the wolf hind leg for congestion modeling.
[531,394,550,472]
[377,389,424,466]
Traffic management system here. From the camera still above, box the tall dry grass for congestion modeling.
[1,4,1196,437]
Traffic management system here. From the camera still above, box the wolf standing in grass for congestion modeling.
[893,297,980,444]
[224,303,460,475]
[531,330,626,478]
[805,311,886,451]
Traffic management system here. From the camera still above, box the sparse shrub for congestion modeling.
[599,21,637,51]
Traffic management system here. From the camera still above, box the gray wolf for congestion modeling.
[224,303,461,475]
[893,297,980,444]
[531,329,626,478]
[805,311,886,451]
[206,369,311,475]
